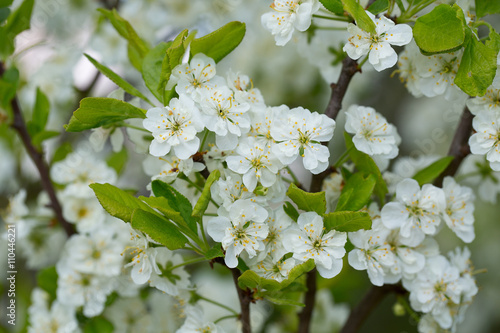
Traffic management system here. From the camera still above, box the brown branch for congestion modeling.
[340,284,406,333]
[299,57,361,331]
[309,57,360,193]
[434,105,473,187]
[230,266,252,333]
[1,62,75,237]
[297,268,317,333]
[325,57,361,120]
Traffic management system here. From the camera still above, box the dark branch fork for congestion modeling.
[298,57,361,333]
[1,61,75,237]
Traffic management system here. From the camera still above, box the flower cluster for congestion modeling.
[347,177,477,331]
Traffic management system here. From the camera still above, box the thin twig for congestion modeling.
[309,57,360,193]
[340,284,406,333]
[297,268,317,333]
[1,62,75,237]
[325,57,361,120]
[230,266,252,333]
[434,105,473,187]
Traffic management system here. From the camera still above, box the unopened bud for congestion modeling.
[254,185,268,196]
[393,302,405,317]
[0,111,8,124]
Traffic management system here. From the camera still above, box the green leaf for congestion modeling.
[97,8,150,71]
[264,293,305,307]
[341,0,376,35]
[286,183,326,215]
[0,0,13,7]
[367,0,389,15]
[413,4,466,54]
[31,130,59,148]
[319,0,344,15]
[412,156,454,186]
[65,97,146,132]
[394,0,405,12]
[51,142,72,165]
[323,211,372,232]
[205,244,224,260]
[344,133,388,203]
[238,259,315,291]
[106,147,128,175]
[37,266,57,300]
[475,0,500,18]
[139,195,202,246]
[0,7,10,26]
[0,0,33,58]
[131,209,188,250]
[158,29,189,103]
[140,196,183,225]
[152,180,197,233]
[0,66,18,108]
[27,88,50,136]
[84,54,153,105]
[192,169,220,221]
[142,41,171,103]
[283,201,299,222]
[190,21,246,63]
[90,183,155,222]
[336,173,376,211]
[455,32,498,96]
[83,316,114,333]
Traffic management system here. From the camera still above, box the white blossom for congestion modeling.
[56,268,115,317]
[143,94,204,159]
[348,220,395,286]
[198,86,251,150]
[442,177,475,243]
[343,11,412,71]
[466,87,500,116]
[381,178,446,246]
[261,0,320,46]
[59,227,125,276]
[469,109,500,171]
[28,293,80,333]
[226,137,282,191]
[261,207,294,261]
[149,247,190,296]
[415,51,465,100]
[227,70,265,109]
[397,41,424,97]
[284,211,347,278]
[124,231,160,285]
[176,305,225,333]
[408,255,462,330]
[207,199,269,268]
[345,105,400,159]
[251,256,296,282]
[50,149,117,198]
[168,53,225,102]
[61,195,106,233]
[271,106,335,174]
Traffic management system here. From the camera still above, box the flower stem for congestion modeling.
[199,129,210,152]
[198,295,239,315]
[313,14,350,22]
[334,146,353,168]
[286,166,300,185]
[214,314,239,324]
[315,26,347,31]
[397,295,420,323]
[168,257,208,271]
[120,123,150,133]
